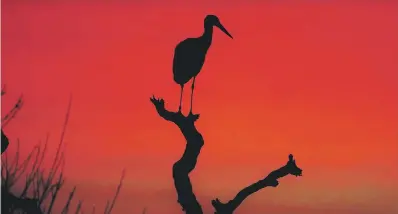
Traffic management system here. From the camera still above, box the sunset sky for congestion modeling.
[1,0,398,213]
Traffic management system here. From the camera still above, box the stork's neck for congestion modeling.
[201,25,213,45]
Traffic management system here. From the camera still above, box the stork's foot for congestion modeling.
[188,111,200,121]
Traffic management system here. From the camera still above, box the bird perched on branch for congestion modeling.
[173,14,233,115]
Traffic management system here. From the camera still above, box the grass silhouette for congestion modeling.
[1,89,125,214]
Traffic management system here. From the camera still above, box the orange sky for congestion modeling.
[1,0,398,213]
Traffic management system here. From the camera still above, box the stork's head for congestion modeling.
[204,15,233,39]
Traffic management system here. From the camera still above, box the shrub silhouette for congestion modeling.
[1,89,125,214]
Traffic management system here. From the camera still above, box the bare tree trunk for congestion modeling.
[150,96,204,214]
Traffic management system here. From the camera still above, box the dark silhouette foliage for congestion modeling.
[1,89,124,214]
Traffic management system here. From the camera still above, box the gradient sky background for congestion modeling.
[1,0,398,213]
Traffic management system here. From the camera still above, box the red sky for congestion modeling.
[2,0,398,213]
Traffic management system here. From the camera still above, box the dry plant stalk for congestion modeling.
[2,92,125,214]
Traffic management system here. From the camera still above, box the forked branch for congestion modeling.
[150,96,204,214]
[211,154,302,214]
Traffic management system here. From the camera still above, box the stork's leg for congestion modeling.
[189,77,196,115]
[178,84,184,113]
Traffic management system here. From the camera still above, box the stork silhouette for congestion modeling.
[173,15,233,115]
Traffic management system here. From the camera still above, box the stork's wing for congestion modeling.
[173,39,206,84]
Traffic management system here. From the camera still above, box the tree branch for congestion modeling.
[211,154,303,214]
[150,96,204,214]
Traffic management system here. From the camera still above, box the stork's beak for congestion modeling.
[215,22,233,39]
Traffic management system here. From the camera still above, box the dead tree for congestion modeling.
[150,96,302,214]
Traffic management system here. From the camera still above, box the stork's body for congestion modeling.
[173,37,210,87]
[173,15,233,114]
